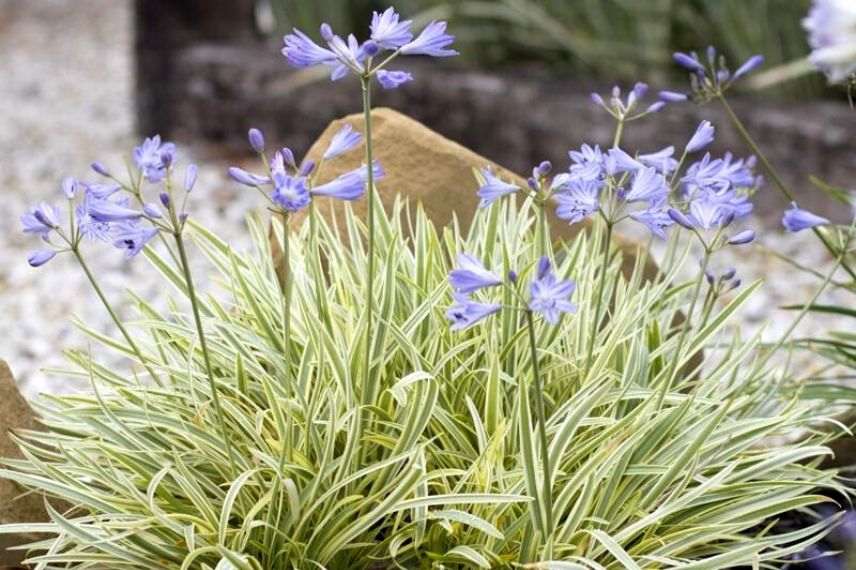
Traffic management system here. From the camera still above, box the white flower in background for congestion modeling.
[803,0,856,84]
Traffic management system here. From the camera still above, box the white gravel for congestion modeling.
[0,0,851,398]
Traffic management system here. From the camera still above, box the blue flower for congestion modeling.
[554,179,601,225]
[688,198,727,230]
[21,203,61,237]
[446,293,501,331]
[228,167,270,187]
[803,0,856,84]
[529,257,576,324]
[133,135,175,183]
[400,21,457,57]
[311,162,383,202]
[376,70,414,90]
[370,7,413,50]
[27,249,56,267]
[281,29,338,69]
[623,167,668,203]
[686,120,715,153]
[477,167,519,207]
[682,153,759,195]
[75,192,112,241]
[638,146,678,174]
[83,182,121,199]
[449,253,503,293]
[568,144,605,183]
[323,124,363,160]
[605,147,644,175]
[272,175,311,212]
[112,223,158,258]
[323,29,369,80]
[782,202,830,232]
[672,48,766,99]
[630,207,674,239]
[86,197,144,223]
[283,13,455,86]
[271,152,311,213]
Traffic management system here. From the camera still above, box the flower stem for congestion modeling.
[360,76,377,404]
[657,249,711,408]
[73,249,160,385]
[612,119,625,148]
[717,93,856,282]
[279,212,292,378]
[584,220,614,376]
[524,308,555,551]
[173,230,238,474]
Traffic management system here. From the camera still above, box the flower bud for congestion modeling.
[28,249,56,268]
[143,203,162,218]
[90,161,110,177]
[159,192,171,208]
[727,229,755,245]
[61,177,78,199]
[248,128,265,153]
[184,164,198,192]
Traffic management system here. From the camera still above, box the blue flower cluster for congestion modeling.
[228,125,382,212]
[21,135,193,266]
[476,119,760,249]
[661,47,765,103]
[447,254,576,330]
[282,7,456,89]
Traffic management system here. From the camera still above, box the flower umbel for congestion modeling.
[282,9,456,88]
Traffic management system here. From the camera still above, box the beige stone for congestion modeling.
[274,107,654,279]
[0,361,48,569]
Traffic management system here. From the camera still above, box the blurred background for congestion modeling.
[0,1,854,392]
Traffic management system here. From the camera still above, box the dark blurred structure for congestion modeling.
[134,1,856,226]
[135,0,257,137]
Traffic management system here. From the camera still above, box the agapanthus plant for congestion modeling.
[5,7,853,569]
[282,7,456,408]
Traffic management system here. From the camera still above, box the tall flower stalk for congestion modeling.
[448,254,575,553]
[280,8,457,405]
[360,76,378,404]
[166,191,239,474]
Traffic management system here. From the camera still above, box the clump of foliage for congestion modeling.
[5,5,855,569]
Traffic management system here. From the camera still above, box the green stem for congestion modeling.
[524,309,555,550]
[537,204,548,257]
[173,231,238,474]
[657,249,711,408]
[280,212,292,379]
[717,94,856,282]
[361,77,377,405]
[73,250,160,384]
[612,119,625,148]
[584,220,614,376]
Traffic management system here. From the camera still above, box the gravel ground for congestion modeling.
[0,0,852,397]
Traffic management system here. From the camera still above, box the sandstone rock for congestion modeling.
[277,107,653,278]
[0,361,48,569]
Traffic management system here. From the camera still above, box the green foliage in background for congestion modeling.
[269,0,826,97]
[0,195,845,568]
